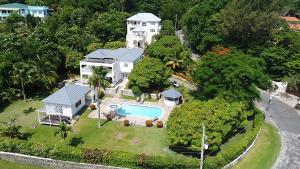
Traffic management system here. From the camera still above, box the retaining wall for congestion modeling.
[0,151,126,169]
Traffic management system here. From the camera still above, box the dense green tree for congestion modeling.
[147,36,182,62]
[160,20,175,36]
[104,41,125,49]
[128,57,172,94]
[218,0,282,48]
[167,98,249,152]
[86,12,129,43]
[65,50,84,71]
[86,42,104,53]
[180,0,227,54]
[10,62,36,101]
[192,52,270,105]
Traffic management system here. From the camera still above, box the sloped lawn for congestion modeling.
[230,123,281,169]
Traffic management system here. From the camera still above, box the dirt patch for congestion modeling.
[116,132,125,139]
[131,138,140,145]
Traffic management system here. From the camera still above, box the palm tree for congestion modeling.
[10,62,35,101]
[165,56,183,71]
[88,66,109,128]
[34,58,58,89]
[54,122,72,144]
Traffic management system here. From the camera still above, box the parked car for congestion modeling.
[170,80,180,87]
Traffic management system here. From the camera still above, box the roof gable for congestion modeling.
[85,48,144,62]
[43,85,89,106]
[162,89,182,98]
[0,3,28,9]
[127,13,161,22]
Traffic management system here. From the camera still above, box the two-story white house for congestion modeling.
[80,48,144,85]
[126,13,161,49]
[0,3,50,21]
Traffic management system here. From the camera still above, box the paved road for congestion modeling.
[175,31,200,61]
[256,91,300,169]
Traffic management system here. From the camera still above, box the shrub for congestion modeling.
[203,109,264,169]
[123,120,130,127]
[145,120,153,127]
[156,121,163,128]
[89,104,96,110]
[0,137,199,169]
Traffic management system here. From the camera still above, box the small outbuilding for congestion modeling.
[161,89,182,106]
[39,84,90,125]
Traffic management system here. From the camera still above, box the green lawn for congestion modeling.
[230,123,281,169]
[28,109,174,156]
[0,100,174,156]
[0,159,47,169]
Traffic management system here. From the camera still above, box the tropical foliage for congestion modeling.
[167,98,249,152]
[128,57,172,95]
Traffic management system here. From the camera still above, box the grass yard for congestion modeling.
[0,159,47,169]
[0,100,175,156]
[28,109,174,156]
[0,100,42,129]
[230,123,281,169]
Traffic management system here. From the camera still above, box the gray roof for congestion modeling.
[127,13,161,22]
[85,48,144,62]
[162,89,182,98]
[0,3,28,9]
[0,3,48,10]
[43,85,89,106]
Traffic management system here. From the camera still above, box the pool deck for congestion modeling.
[88,97,175,126]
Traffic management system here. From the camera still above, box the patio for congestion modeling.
[88,97,174,126]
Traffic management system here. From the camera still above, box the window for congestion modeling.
[150,22,155,25]
[124,63,128,67]
[150,29,155,32]
[75,100,81,108]
[130,27,134,31]
[142,22,146,26]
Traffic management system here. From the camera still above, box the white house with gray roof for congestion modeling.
[0,3,50,21]
[126,13,161,49]
[80,48,144,85]
[39,84,90,125]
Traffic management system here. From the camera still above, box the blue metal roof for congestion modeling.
[162,89,182,98]
[85,48,144,62]
[43,84,90,106]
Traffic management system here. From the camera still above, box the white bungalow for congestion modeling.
[39,84,90,125]
[161,89,182,106]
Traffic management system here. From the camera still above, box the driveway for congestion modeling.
[256,91,300,169]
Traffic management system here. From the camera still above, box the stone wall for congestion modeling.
[0,151,127,169]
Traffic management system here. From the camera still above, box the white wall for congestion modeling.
[44,96,86,119]
[70,97,86,117]
[119,61,134,73]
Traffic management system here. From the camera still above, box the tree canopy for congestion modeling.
[167,98,249,152]
[192,52,270,105]
[128,57,172,94]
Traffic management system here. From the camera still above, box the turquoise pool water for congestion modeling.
[117,104,163,118]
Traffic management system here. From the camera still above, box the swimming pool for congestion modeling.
[117,103,163,118]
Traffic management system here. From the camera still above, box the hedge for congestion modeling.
[0,137,199,169]
[203,108,264,169]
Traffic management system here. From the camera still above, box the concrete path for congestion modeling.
[256,91,300,169]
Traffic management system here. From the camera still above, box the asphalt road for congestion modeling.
[256,91,300,169]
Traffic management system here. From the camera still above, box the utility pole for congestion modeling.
[175,14,178,31]
[200,124,205,169]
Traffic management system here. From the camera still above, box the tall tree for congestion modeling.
[10,62,36,101]
[88,66,109,128]
[218,0,282,48]
[192,52,270,105]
